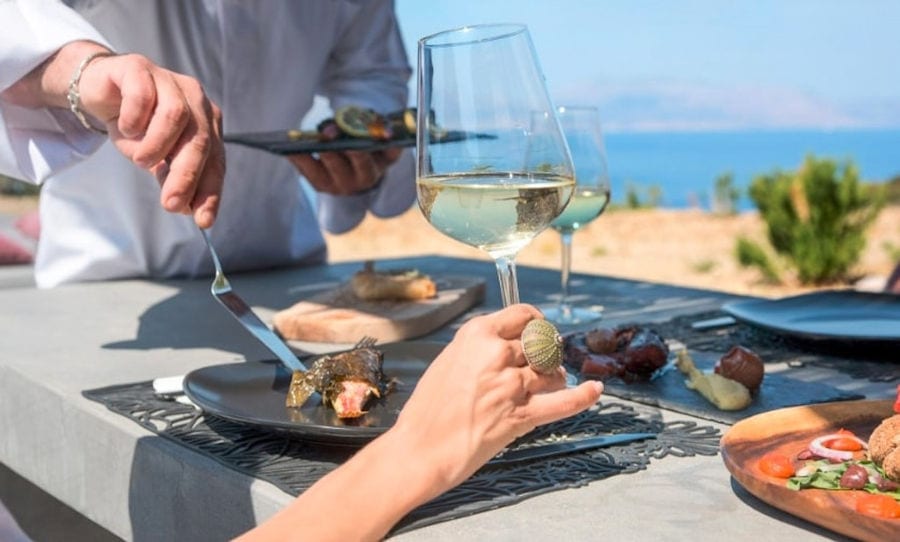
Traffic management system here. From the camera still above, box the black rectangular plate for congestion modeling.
[596,350,864,425]
[224,130,486,155]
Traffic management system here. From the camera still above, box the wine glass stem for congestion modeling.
[558,230,574,318]
[494,255,520,307]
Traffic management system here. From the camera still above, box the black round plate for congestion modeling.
[183,341,446,445]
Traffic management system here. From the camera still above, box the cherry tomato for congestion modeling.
[758,452,795,478]
[855,494,900,519]
[893,384,900,414]
[824,429,864,452]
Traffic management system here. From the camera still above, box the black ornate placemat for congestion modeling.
[83,381,720,534]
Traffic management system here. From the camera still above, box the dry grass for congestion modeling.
[0,195,39,216]
[5,194,896,297]
[325,204,900,298]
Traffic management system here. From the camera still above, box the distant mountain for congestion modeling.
[552,79,900,132]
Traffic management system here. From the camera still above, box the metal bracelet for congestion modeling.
[66,51,116,134]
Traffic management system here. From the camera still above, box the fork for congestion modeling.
[198,227,308,373]
[354,336,378,349]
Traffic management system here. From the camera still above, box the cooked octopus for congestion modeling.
[564,325,669,383]
[286,338,393,419]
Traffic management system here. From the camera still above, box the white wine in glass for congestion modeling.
[416,24,575,307]
[542,106,611,325]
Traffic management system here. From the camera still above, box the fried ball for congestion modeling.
[868,414,900,481]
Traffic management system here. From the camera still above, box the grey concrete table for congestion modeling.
[0,256,891,541]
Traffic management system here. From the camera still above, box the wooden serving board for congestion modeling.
[272,275,485,344]
[721,399,897,542]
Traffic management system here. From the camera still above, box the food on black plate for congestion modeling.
[564,325,669,383]
[676,346,765,411]
[676,350,752,411]
[713,345,765,394]
[583,327,618,354]
[349,261,437,301]
[285,340,394,419]
[287,106,422,143]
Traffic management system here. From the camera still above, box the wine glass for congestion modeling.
[541,105,611,325]
[416,24,575,307]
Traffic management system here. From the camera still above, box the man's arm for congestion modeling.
[290,0,416,233]
[0,0,113,183]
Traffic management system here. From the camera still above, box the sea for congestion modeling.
[602,129,900,210]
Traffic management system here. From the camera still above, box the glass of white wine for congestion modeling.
[541,105,611,325]
[416,24,575,307]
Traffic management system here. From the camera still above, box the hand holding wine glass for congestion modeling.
[416,24,575,307]
[542,106,611,325]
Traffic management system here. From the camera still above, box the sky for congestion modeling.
[394,0,900,132]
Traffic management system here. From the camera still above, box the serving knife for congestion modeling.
[199,227,307,373]
[489,432,657,465]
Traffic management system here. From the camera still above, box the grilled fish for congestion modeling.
[286,339,389,419]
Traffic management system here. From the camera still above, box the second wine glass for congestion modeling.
[541,106,611,325]
[416,24,575,307]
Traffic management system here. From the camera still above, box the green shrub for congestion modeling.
[735,236,781,284]
[883,240,900,262]
[712,171,740,215]
[590,246,607,257]
[745,155,884,285]
[625,183,641,209]
[885,175,900,204]
[690,258,717,274]
[621,182,662,210]
[0,174,40,196]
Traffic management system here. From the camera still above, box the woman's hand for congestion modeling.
[287,147,403,195]
[389,304,604,491]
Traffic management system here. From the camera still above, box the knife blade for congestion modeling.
[489,432,657,465]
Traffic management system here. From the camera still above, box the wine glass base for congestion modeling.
[540,306,603,326]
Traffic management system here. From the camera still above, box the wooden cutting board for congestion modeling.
[721,400,897,542]
[272,275,486,344]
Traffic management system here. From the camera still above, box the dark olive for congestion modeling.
[839,464,869,490]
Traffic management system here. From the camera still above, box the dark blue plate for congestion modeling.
[722,290,900,344]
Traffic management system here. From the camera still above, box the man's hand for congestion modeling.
[78,52,225,228]
[287,147,402,195]
[1,41,226,228]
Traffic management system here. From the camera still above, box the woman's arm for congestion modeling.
[238,305,603,541]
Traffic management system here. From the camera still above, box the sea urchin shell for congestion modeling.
[521,319,563,374]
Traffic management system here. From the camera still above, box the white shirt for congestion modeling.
[0,0,414,287]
